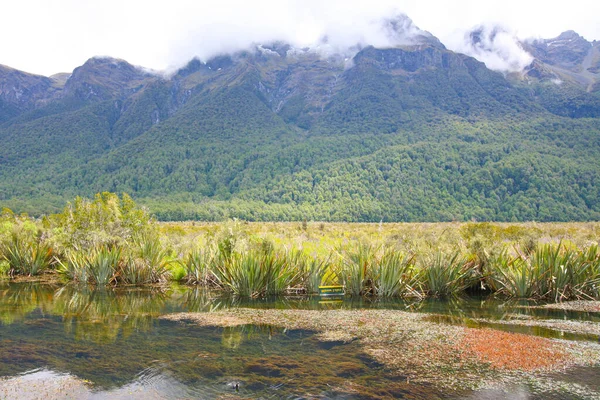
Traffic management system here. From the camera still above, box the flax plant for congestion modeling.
[88,247,122,286]
[121,237,171,284]
[2,234,53,276]
[373,250,420,298]
[212,248,299,298]
[338,244,376,296]
[420,251,476,297]
[184,247,217,285]
[489,251,543,298]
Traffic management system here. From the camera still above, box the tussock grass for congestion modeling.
[2,194,600,301]
[2,234,53,277]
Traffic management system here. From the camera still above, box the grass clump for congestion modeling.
[373,250,420,298]
[2,234,53,277]
[420,252,477,297]
[120,237,171,284]
[212,248,299,298]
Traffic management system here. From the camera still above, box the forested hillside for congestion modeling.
[1,17,599,221]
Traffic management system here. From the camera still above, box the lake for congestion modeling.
[1,282,599,399]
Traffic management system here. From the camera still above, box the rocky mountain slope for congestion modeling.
[1,15,599,221]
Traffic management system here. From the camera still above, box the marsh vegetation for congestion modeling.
[1,193,600,301]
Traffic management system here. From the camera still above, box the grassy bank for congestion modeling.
[1,193,599,300]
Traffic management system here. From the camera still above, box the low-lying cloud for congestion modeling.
[2,0,600,76]
[447,25,534,73]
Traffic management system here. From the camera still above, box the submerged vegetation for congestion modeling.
[1,193,600,301]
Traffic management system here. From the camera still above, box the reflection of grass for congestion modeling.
[52,285,169,343]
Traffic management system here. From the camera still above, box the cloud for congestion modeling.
[165,2,433,68]
[446,25,534,72]
[1,0,600,76]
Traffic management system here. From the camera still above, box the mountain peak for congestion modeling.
[63,56,155,101]
[380,13,445,49]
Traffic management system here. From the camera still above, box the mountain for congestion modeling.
[1,16,599,221]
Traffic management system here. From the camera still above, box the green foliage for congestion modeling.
[56,251,90,283]
[337,244,376,296]
[87,247,121,286]
[373,250,420,298]
[420,252,477,297]
[46,192,154,252]
[488,243,600,300]
[183,248,216,285]
[120,237,171,284]
[2,234,53,276]
[212,248,300,298]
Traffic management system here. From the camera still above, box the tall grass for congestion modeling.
[120,237,171,284]
[184,247,216,285]
[2,234,53,276]
[488,243,600,300]
[56,251,90,282]
[298,252,332,294]
[88,247,121,286]
[489,251,543,298]
[373,250,420,298]
[338,244,375,296]
[420,252,477,297]
[212,248,299,298]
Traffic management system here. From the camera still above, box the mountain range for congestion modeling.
[1,14,599,221]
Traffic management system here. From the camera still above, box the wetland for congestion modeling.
[1,283,600,399]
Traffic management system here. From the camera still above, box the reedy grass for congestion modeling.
[489,251,543,298]
[488,243,600,300]
[87,247,121,286]
[2,234,53,276]
[298,252,333,294]
[212,248,300,298]
[120,237,171,284]
[183,247,216,285]
[420,251,478,297]
[337,243,376,296]
[56,251,90,282]
[373,250,420,298]
[3,206,600,301]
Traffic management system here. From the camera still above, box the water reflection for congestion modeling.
[0,282,599,398]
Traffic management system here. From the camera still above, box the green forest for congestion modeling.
[1,44,599,221]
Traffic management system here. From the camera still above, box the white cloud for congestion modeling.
[447,25,534,72]
[0,0,599,76]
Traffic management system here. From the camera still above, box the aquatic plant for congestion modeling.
[489,251,543,298]
[337,244,376,296]
[288,250,333,294]
[56,251,90,282]
[373,250,420,298]
[183,247,216,285]
[420,251,476,297]
[212,248,299,298]
[576,245,600,298]
[2,234,53,276]
[120,237,171,284]
[87,247,122,286]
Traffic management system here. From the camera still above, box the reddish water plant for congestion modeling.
[460,328,569,371]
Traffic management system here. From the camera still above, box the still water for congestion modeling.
[0,282,599,399]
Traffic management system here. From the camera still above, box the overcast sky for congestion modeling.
[2,0,599,76]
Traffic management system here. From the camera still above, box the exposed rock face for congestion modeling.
[524,31,592,71]
[62,57,156,101]
[0,65,60,107]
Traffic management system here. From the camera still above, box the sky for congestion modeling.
[1,0,599,76]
